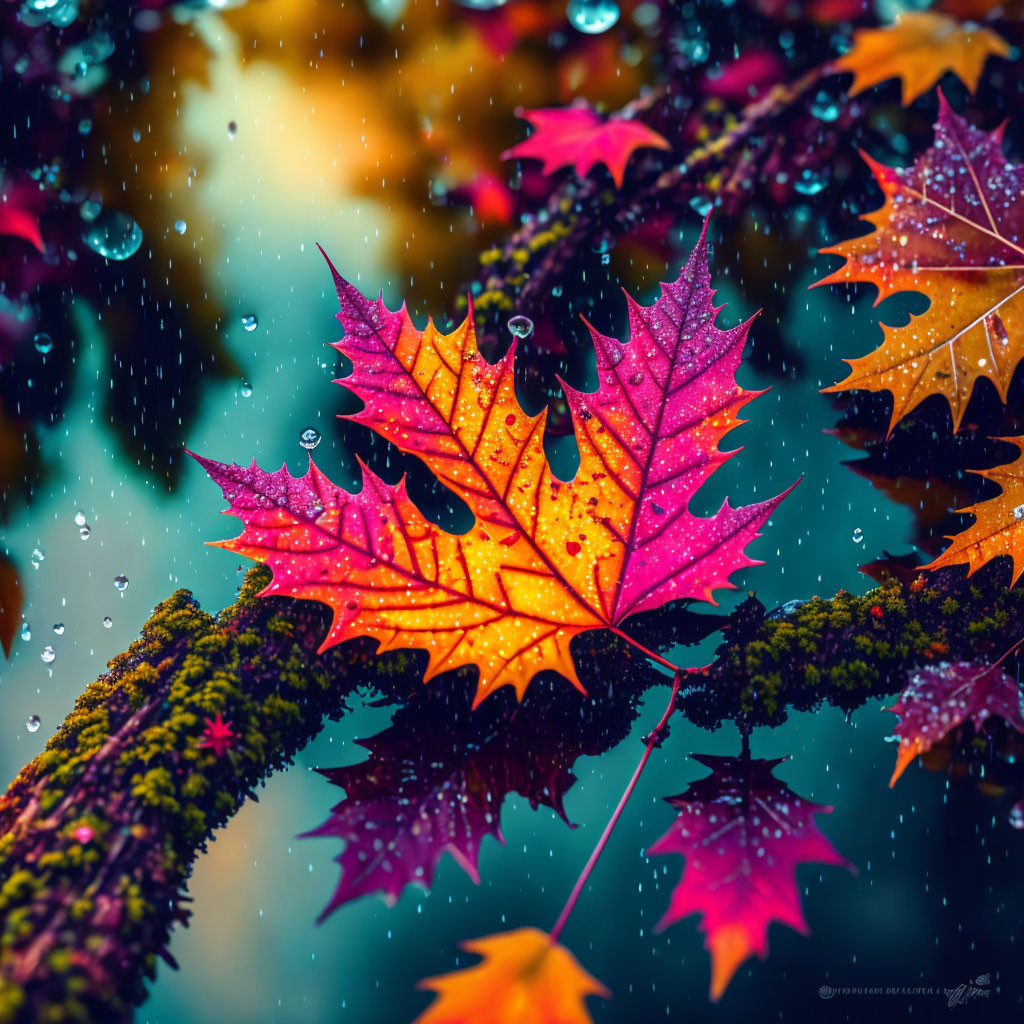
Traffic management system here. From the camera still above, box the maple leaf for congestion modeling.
[925,437,1024,582]
[648,754,853,1001]
[193,222,790,706]
[886,661,1024,786]
[415,927,608,1024]
[833,11,1009,105]
[818,97,1024,435]
[500,103,670,188]
[303,678,604,917]
[196,713,236,758]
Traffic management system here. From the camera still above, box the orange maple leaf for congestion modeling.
[414,928,608,1024]
[833,11,1009,105]
[817,96,1024,435]
[925,437,1024,582]
[194,225,790,706]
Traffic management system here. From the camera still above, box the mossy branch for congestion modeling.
[1,563,1022,1022]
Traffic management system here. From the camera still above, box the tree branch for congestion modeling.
[2,559,1023,1021]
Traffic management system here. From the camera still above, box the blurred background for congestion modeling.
[1,0,1022,1021]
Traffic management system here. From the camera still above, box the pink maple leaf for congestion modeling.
[649,754,853,1001]
[500,104,670,188]
[886,661,1024,787]
[197,712,236,758]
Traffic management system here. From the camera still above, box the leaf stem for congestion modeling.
[609,625,684,675]
[549,669,683,944]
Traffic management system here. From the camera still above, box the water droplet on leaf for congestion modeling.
[507,315,534,339]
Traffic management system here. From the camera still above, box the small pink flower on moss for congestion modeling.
[197,712,236,758]
[73,825,94,844]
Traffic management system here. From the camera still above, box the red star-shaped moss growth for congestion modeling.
[197,713,236,758]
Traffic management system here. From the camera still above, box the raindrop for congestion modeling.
[33,332,53,354]
[793,168,829,196]
[241,314,258,332]
[174,219,187,235]
[79,525,91,540]
[82,211,143,261]
[79,197,101,223]
[113,574,130,593]
[566,0,620,34]
[20,622,31,642]
[40,646,55,664]
[809,91,841,122]
[299,427,322,450]
[26,715,41,734]
[507,315,534,339]
[1013,503,1024,521]
[1010,803,1024,830]
[689,194,713,217]
[103,616,113,629]
[240,380,253,398]
[74,510,86,526]
[52,623,64,635]
[31,547,45,569]
[851,527,864,544]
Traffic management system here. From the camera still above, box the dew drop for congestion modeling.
[851,527,864,544]
[26,715,41,734]
[566,0,620,34]
[52,623,64,636]
[299,427,322,450]
[227,120,238,138]
[241,314,258,332]
[103,616,113,628]
[240,380,253,398]
[40,646,55,664]
[20,622,31,642]
[82,210,143,261]
[507,315,534,339]
[174,219,187,235]
[74,510,86,526]
[113,574,130,593]
[33,332,53,354]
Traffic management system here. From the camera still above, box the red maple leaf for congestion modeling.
[197,712,236,758]
[192,223,791,707]
[304,674,644,918]
[886,661,1024,786]
[648,754,853,1000]
[500,103,670,188]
